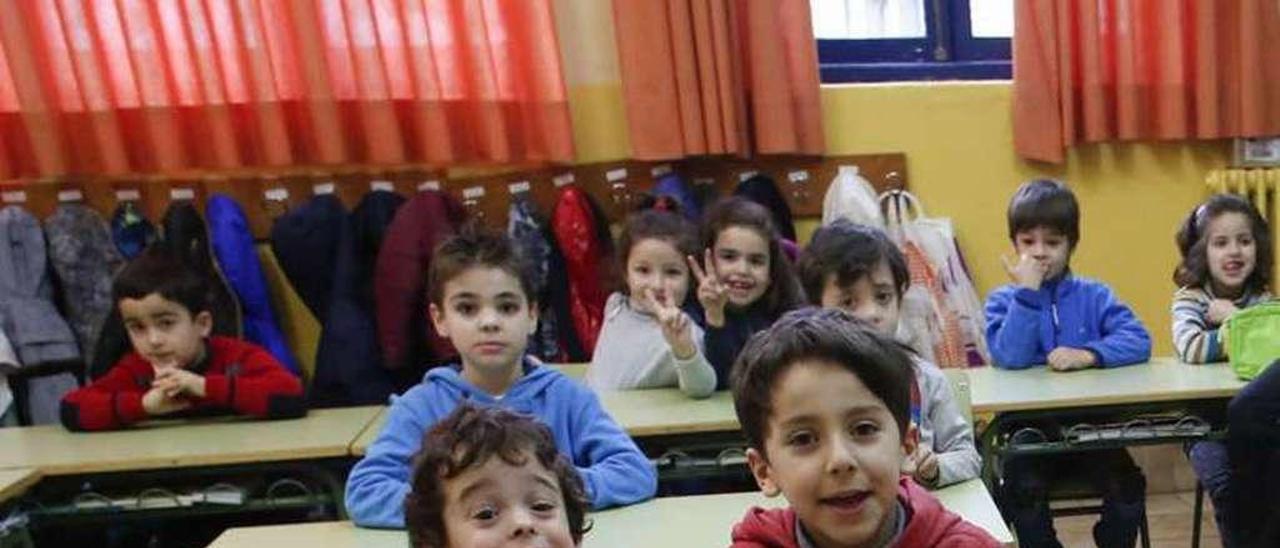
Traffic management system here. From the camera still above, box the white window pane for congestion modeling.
[810,0,926,39]
[970,0,1013,38]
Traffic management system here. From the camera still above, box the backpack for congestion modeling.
[1225,301,1280,380]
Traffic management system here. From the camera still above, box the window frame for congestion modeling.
[815,0,1012,83]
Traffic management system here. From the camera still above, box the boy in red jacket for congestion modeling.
[60,247,305,431]
[730,308,998,547]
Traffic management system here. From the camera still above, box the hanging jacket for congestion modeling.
[44,203,123,366]
[508,195,562,362]
[90,202,244,380]
[544,221,588,362]
[270,194,345,321]
[550,187,614,357]
[735,174,797,241]
[653,173,701,222]
[314,191,401,404]
[985,273,1152,369]
[0,206,80,424]
[1,324,20,419]
[375,190,467,375]
[269,192,402,406]
[109,201,156,260]
[206,195,299,375]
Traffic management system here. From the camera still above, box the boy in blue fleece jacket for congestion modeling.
[345,228,656,528]
[985,179,1151,547]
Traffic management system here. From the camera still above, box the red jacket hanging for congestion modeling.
[551,187,613,356]
[60,337,306,431]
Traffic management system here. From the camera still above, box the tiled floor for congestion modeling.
[1054,491,1221,548]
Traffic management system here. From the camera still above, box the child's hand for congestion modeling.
[647,288,697,360]
[911,446,940,485]
[1207,299,1239,326]
[142,387,192,416]
[1001,253,1048,290]
[153,368,207,399]
[1047,347,1096,371]
[688,250,728,328]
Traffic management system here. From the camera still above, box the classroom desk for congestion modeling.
[0,468,40,505]
[0,406,384,475]
[969,358,1246,415]
[207,479,1014,548]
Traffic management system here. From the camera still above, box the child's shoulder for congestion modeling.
[1173,285,1210,301]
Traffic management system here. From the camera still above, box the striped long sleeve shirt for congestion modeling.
[1171,286,1270,364]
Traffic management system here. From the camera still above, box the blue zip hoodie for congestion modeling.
[344,359,657,528]
[985,274,1151,369]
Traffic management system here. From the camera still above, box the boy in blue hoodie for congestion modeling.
[985,179,1151,547]
[345,227,656,528]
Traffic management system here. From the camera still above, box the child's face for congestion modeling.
[714,226,772,308]
[625,238,690,315]
[119,292,212,372]
[430,266,537,377]
[442,453,577,548]
[746,359,915,548]
[1013,226,1070,281]
[817,261,900,338]
[1205,211,1256,294]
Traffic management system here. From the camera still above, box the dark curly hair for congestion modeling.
[405,404,590,548]
[1173,193,1272,294]
[700,196,806,315]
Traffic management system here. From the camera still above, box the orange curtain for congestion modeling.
[1013,0,1280,163]
[611,0,824,160]
[0,0,573,179]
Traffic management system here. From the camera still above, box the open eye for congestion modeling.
[472,506,497,522]
[786,430,816,448]
[875,291,894,305]
[454,302,477,316]
[850,421,881,438]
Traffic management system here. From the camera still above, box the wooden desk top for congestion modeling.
[350,408,386,457]
[969,358,1246,414]
[597,389,738,437]
[0,406,384,476]
[0,467,41,504]
[207,479,1012,547]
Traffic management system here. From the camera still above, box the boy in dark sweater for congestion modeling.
[60,247,305,431]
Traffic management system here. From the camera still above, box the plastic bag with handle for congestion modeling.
[823,165,884,228]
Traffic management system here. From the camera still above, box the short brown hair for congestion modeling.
[731,307,914,456]
[427,225,537,307]
[405,404,590,548]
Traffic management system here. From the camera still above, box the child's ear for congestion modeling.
[526,300,539,336]
[899,422,921,476]
[746,448,781,498]
[194,311,213,338]
[428,303,449,339]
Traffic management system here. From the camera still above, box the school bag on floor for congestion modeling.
[1224,301,1280,380]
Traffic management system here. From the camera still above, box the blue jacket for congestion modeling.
[985,274,1151,369]
[344,359,657,528]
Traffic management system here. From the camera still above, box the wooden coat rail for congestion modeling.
[0,154,906,240]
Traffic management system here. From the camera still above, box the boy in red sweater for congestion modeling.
[730,308,998,547]
[60,247,305,431]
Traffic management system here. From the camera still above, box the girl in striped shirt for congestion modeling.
[1170,193,1272,547]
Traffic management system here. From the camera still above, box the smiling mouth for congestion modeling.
[820,490,870,511]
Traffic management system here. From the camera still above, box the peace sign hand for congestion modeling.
[688,250,729,327]
[647,287,697,360]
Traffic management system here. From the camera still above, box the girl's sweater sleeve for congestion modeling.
[674,321,716,398]
[984,286,1043,369]
[59,361,150,431]
[1171,288,1222,364]
[1081,285,1151,367]
[920,367,981,487]
[570,389,657,509]
[345,395,432,528]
